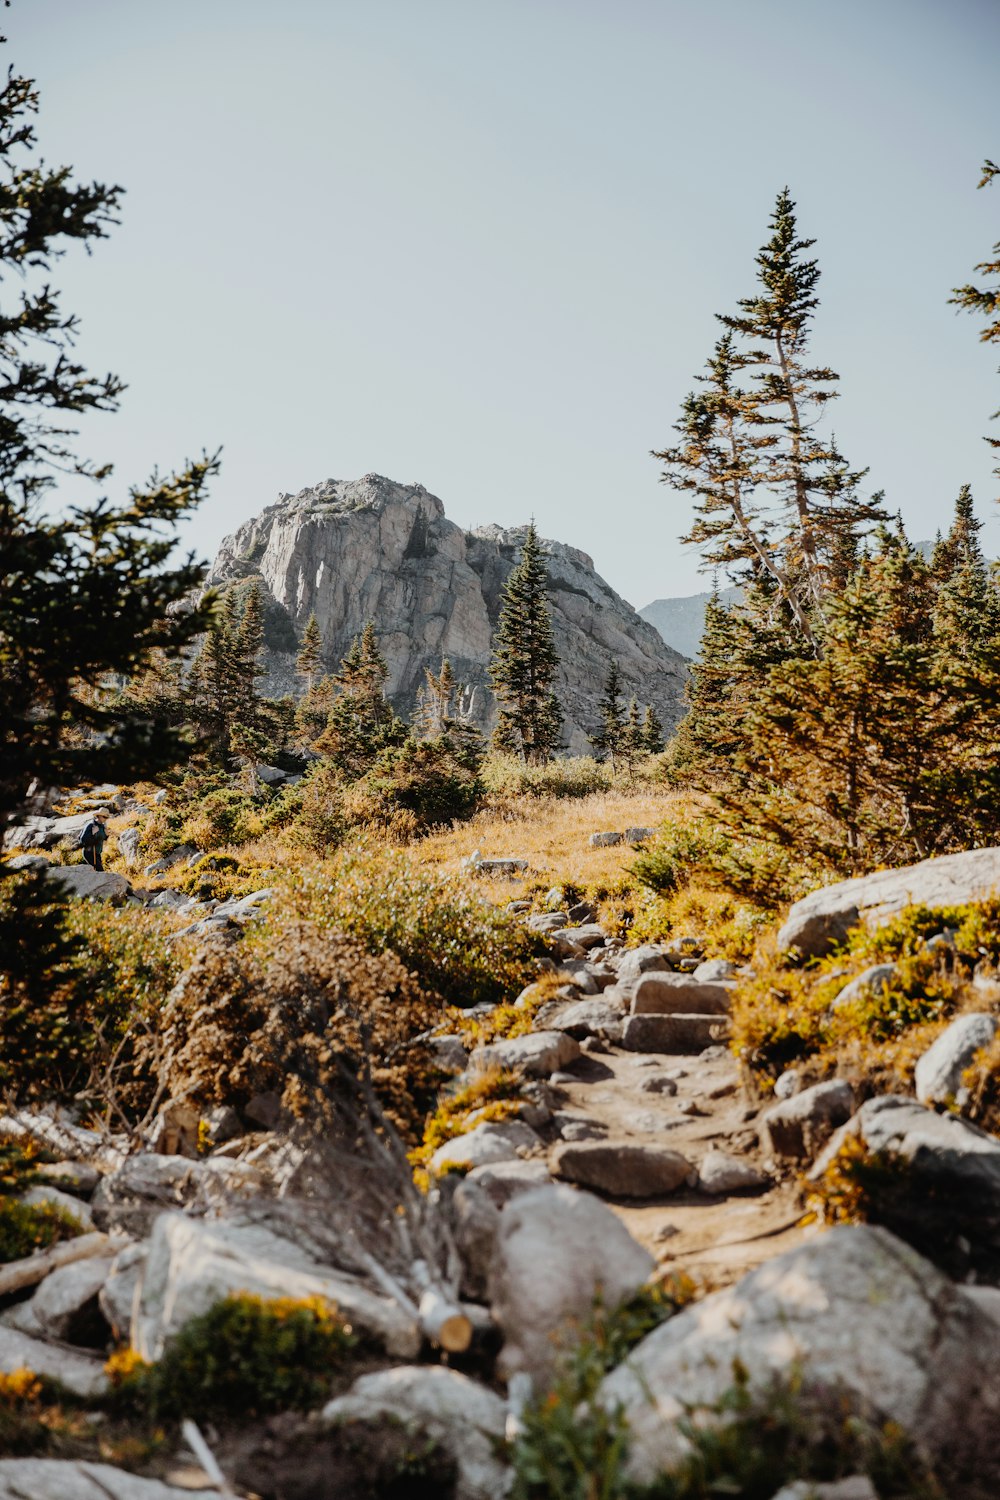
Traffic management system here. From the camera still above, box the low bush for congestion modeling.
[153,921,441,1144]
[180,785,265,850]
[410,1068,525,1181]
[483,753,613,802]
[0,1198,83,1263]
[0,873,182,1112]
[511,1278,694,1500]
[271,847,545,1008]
[108,1294,356,1422]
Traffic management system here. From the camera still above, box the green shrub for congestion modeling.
[291,762,348,853]
[117,1294,356,1422]
[0,1198,83,1263]
[512,1279,693,1500]
[357,735,483,832]
[640,1365,942,1499]
[180,786,264,850]
[482,753,613,801]
[270,847,545,1007]
[0,874,182,1111]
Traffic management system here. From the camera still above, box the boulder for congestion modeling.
[0,1462,217,1499]
[589,831,624,847]
[622,1013,728,1053]
[323,1366,509,1500]
[19,1183,94,1230]
[553,923,606,950]
[546,998,624,1040]
[91,1153,262,1236]
[429,1120,540,1175]
[116,826,143,866]
[625,826,657,843]
[99,1242,148,1342]
[143,844,198,876]
[465,1159,553,1206]
[4,852,50,870]
[29,1255,115,1343]
[692,959,738,982]
[45,865,131,902]
[915,1013,998,1105]
[697,1150,768,1194]
[599,1225,1000,1491]
[429,1034,470,1073]
[470,1030,581,1079]
[831,963,897,1010]
[0,1326,108,1399]
[133,1212,420,1360]
[451,1180,502,1300]
[550,1141,692,1198]
[809,1094,1000,1270]
[489,1184,653,1381]
[778,847,1000,958]
[630,973,733,1015]
[211,886,274,922]
[34,1161,101,1196]
[759,1080,854,1161]
[614,945,673,988]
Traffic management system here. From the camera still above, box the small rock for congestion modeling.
[470,1031,581,1079]
[465,1158,553,1206]
[0,1327,107,1399]
[551,1141,692,1198]
[34,1161,100,1196]
[430,1119,541,1174]
[556,1115,608,1141]
[30,1255,115,1343]
[589,831,624,847]
[639,1074,678,1096]
[692,958,738,982]
[697,1150,768,1194]
[773,1068,802,1099]
[20,1184,94,1230]
[831,963,897,1010]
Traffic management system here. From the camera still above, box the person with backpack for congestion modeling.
[80,809,110,872]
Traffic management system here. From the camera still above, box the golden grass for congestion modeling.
[406,788,692,902]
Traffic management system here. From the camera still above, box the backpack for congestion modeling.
[78,821,98,851]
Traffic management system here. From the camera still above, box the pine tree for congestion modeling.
[318,622,406,777]
[931,486,1000,656]
[234,581,266,705]
[0,54,217,838]
[590,660,625,768]
[489,524,562,763]
[415,659,457,738]
[949,161,999,492]
[620,696,644,777]
[641,703,664,755]
[296,614,325,691]
[657,192,883,658]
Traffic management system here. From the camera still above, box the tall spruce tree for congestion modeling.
[590,660,625,767]
[656,191,883,662]
[950,162,1000,493]
[932,486,1000,655]
[489,523,562,763]
[641,702,664,755]
[318,622,406,777]
[296,614,325,691]
[0,54,217,838]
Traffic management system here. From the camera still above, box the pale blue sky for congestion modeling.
[15,0,1000,609]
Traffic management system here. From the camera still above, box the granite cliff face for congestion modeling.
[207,475,687,753]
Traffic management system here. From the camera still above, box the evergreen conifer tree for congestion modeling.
[296,614,325,691]
[932,486,1000,655]
[590,660,625,767]
[0,53,218,837]
[641,703,664,755]
[489,524,562,763]
[318,622,406,777]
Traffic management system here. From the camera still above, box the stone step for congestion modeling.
[622,1012,730,1054]
[630,973,734,1017]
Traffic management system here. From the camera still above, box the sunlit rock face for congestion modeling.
[207,474,687,752]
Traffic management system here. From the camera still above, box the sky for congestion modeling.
[12,0,1000,611]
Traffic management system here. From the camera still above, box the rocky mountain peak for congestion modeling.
[208,477,687,752]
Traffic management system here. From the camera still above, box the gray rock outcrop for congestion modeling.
[598,1224,1000,1491]
[777,846,1000,957]
[206,475,688,752]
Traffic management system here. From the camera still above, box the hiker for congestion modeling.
[80,809,110,872]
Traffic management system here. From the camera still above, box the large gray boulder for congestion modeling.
[206,476,688,754]
[777,847,1000,957]
[489,1184,653,1381]
[550,1140,692,1198]
[809,1094,1000,1271]
[323,1367,510,1500]
[915,1013,998,1105]
[470,1030,581,1078]
[599,1225,1000,1491]
[630,973,733,1016]
[133,1212,420,1360]
[45,865,131,902]
[29,1255,115,1342]
[0,1463,216,1500]
[759,1080,855,1162]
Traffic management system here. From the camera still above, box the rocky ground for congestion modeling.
[3,818,1000,1497]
